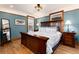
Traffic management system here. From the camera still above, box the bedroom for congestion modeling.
[0,4,79,54]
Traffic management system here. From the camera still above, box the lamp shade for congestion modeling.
[65,20,71,25]
[36,23,40,26]
[65,20,72,32]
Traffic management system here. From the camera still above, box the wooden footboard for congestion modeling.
[20,32,49,54]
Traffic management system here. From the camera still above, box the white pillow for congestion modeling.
[39,27,58,33]
[45,27,57,33]
[52,27,58,32]
[39,27,46,32]
[45,27,52,33]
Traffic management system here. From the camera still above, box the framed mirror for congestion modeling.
[49,10,64,32]
[1,18,11,45]
[49,10,64,21]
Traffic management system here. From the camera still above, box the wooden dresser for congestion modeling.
[62,32,76,47]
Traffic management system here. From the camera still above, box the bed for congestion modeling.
[21,27,62,54]
[21,10,64,54]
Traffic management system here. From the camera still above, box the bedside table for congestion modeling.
[62,32,76,47]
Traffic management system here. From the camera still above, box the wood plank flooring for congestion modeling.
[54,44,79,54]
[0,39,79,54]
[0,39,33,54]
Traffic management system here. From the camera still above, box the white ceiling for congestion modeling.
[0,4,79,18]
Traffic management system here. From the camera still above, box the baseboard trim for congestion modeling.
[11,37,21,41]
[75,41,79,45]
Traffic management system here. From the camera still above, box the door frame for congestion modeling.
[27,15,35,32]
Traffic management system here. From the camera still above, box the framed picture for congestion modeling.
[49,10,63,21]
[15,19,25,25]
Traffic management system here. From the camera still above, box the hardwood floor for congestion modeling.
[0,39,33,54]
[0,39,79,54]
[54,44,79,54]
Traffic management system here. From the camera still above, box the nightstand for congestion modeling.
[62,32,76,47]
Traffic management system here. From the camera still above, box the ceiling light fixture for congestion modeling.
[35,4,42,11]
[10,5,14,8]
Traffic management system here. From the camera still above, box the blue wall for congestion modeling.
[0,11,27,39]
[36,16,49,30]
[36,9,79,42]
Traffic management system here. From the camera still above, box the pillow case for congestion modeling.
[39,27,46,32]
[45,27,57,33]
[39,27,58,33]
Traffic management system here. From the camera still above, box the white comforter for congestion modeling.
[28,31,62,54]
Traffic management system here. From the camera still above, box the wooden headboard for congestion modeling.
[41,10,64,32]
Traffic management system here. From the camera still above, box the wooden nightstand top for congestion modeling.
[63,32,76,34]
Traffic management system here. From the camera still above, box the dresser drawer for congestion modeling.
[63,40,75,47]
[62,32,75,47]
[63,37,74,41]
[63,35,74,38]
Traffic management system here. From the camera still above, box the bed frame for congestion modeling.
[21,32,49,54]
[21,32,62,54]
[21,10,64,54]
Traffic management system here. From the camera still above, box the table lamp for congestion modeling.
[65,20,71,32]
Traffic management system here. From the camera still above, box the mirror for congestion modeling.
[1,18,11,44]
[27,15,35,32]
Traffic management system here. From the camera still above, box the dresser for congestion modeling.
[62,32,76,47]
